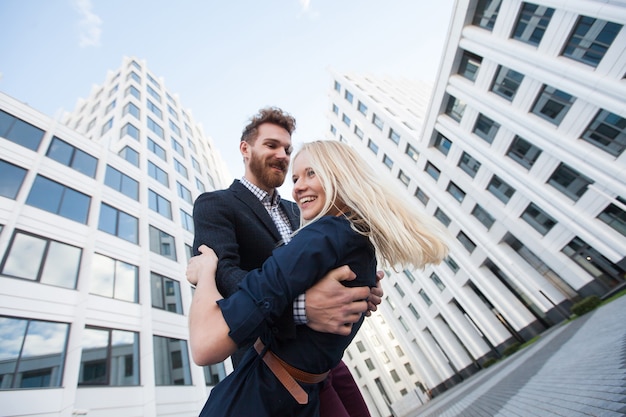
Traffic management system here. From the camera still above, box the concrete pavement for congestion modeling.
[408,295,626,417]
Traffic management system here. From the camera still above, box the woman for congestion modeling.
[187,140,448,417]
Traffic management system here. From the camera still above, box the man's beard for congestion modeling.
[249,151,287,190]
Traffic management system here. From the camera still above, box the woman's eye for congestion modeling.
[306,169,315,177]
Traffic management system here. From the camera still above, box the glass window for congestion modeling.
[447,182,466,203]
[149,225,177,261]
[105,100,116,114]
[531,85,575,125]
[388,128,400,145]
[191,157,201,173]
[507,136,542,169]
[521,202,557,235]
[458,50,482,81]
[120,123,139,141]
[0,159,27,199]
[372,114,384,130]
[147,117,164,139]
[46,137,98,177]
[487,175,516,203]
[367,139,379,154]
[0,316,69,389]
[473,113,500,144]
[382,154,393,170]
[457,231,477,253]
[434,208,451,227]
[434,133,452,155]
[148,138,167,160]
[171,137,185,157]
[332,104,339,115]
[512,3,554,46]
[147,85,161,103]
[334,81,341,92]
[344,90,353,104]
[196,178,206,193]
[123,102,140,120]
[1,231,82,288]
[547,162,593,201]
[444,256,460,273]
[405,143,419,162]
[458,152,481,178]
[91,253,138,302]
[104,165,139,200]
[419,289,432,306]
[562,236,625,289]
[354,125,364,139]
[342,114,351,127]
[147,73,160,88]
[169,120,181,137]
[119,146,139,167]
[472,0,501,31]
[180,209,194,233]
[26,175,91,223]
[330,125,337,135]
[148,161,169,187]
[357,101,368,115]
[415,188,429,205]
[562,16,622,67]
[98,203,138,243]
[0,109,45,151]
[174,159,188,179]
[397,170,410,187]
[79,327,139,386]
[491,65,524,101]
[580,109,625,157]
[101,117,114,135]
[167,105,179,120]
[445,95,465,122]
[177,182,193,204]
[151,272,183,314]
[148,189,172,219]
[124,85,140,100]
[430,272,446,291]
[597,197,626,237]
[153,336,191,385]
[408,304,420,320]
[126,71,141,84]
[472,204,495,229]
[425,162,440,180]
[402,270,415,283]
[393,283,405,297]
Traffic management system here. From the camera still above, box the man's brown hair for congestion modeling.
[241,107,296,143]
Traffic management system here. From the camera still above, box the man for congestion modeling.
[192,107,381,416]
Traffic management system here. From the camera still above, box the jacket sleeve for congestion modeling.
[217,218,353,346]
[192,191,247,297]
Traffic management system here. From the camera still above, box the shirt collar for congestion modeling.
[240,177,281,207]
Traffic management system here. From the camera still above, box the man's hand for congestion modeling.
[365,271,385,317]
[305,266,371,336]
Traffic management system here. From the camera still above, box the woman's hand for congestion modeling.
[186,244,218,286]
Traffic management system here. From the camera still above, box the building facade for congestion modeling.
[328,1,625,415]
[0,57,231,417]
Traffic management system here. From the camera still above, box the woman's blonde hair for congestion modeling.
[292,140,448,269]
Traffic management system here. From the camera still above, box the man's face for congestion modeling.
[242,123,293,192]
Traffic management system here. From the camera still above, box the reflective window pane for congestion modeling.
[39,241,81,288]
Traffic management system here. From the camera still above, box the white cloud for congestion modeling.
[298,0,319,19]
[74,0,102,47]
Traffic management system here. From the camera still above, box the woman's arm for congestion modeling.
[187,245,237,365]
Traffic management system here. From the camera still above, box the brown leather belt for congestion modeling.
[254,338,329,405]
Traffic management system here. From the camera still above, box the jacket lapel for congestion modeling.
[231,181,282,241]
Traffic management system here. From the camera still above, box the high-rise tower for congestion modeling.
[0,56,230,417]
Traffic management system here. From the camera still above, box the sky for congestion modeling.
[0,0,454,196]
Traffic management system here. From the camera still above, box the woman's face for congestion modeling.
[291,150,330,220]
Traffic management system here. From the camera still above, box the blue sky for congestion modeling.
[0,0,454,192]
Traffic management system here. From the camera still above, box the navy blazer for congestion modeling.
[192,180,300,366]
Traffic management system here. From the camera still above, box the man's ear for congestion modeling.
[240,141,249,159]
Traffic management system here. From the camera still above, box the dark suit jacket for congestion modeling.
[192,179,300,366]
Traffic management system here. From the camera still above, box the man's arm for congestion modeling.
[304,267,384,336]
[193,191,247,297]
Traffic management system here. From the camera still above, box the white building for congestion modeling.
[0,56,231,417]
[328,1,625,416]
